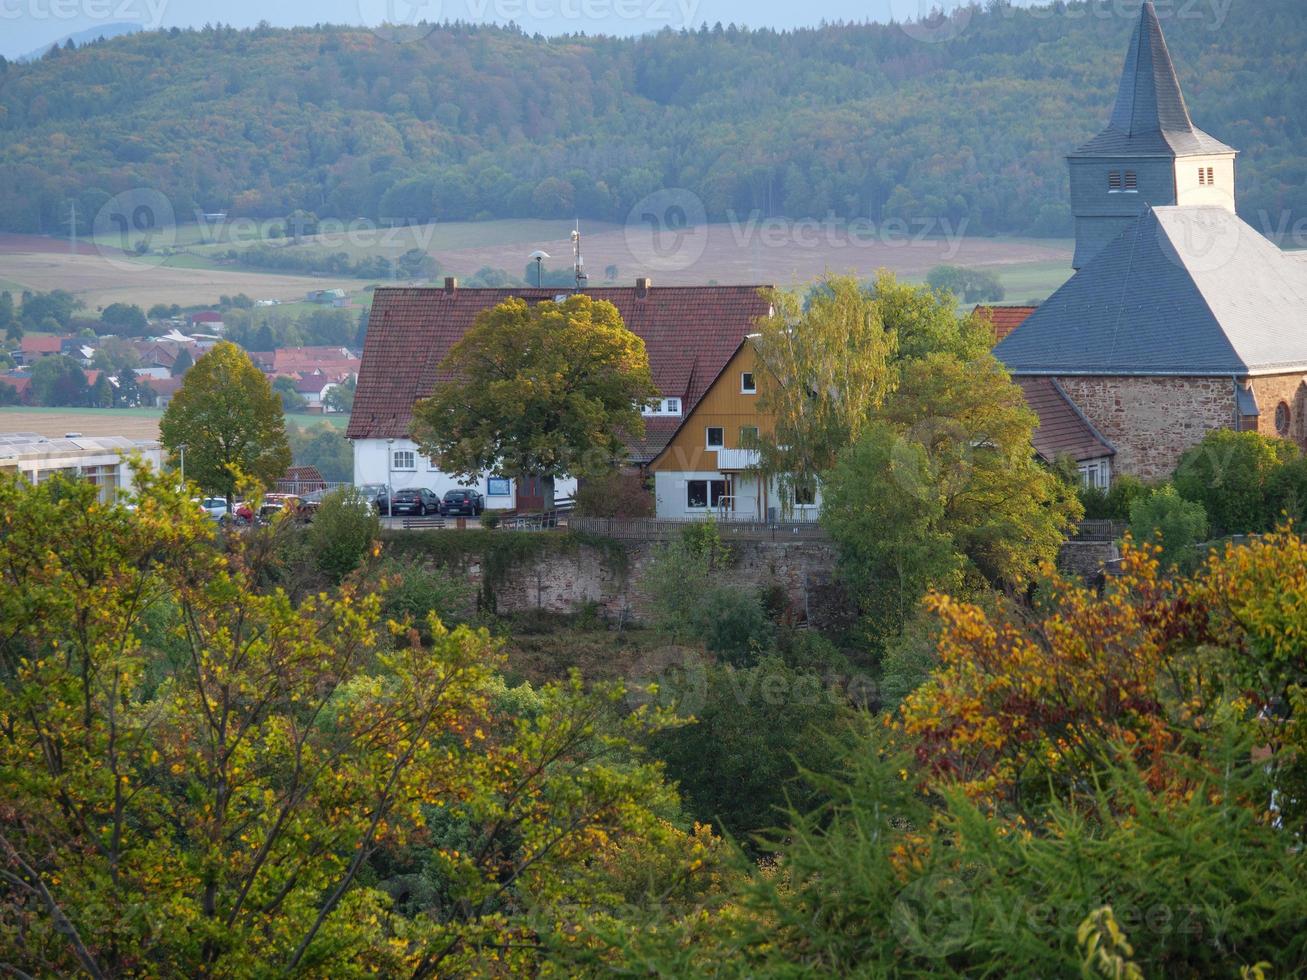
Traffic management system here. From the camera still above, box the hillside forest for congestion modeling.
[0,0,1303,241]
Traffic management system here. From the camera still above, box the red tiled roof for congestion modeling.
[20,336,65,355]
[1,375,31,398]
[141,376,184,397]
[280,465,326,490]
[273,347,359,374]
[1018,378,1115,464]
[974,305,1039,343]
[347,286,773,453]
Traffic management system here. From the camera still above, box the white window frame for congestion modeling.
[706,427,724,449]
[665,397,681,416]
[392,449,416,472]
[741,372,756,394]
[1077,459,1110,490]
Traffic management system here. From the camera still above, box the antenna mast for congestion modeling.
[571,221,587,292]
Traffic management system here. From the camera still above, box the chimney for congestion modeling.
[635,277,651,299]
[443,277,458,294]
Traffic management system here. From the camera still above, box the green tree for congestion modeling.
[1173,429,1297,535]
[822,353,1081,641]
[1128,483,1209,573]
[159,341,291,502]
[288,422,353,483]
[170,347,193,376]
[90,335,141,374]
[28,354,87,406]
[88,371,113,407]
[648,657,848,845]
[413,295,657,510]
[19,289,81,330]
[99,302,149,335]
[271,374,307,412]
[0,290,16,342]
[926,264,1006,303]
[751,274,896,509]
[323,375,356,414]
[307,486,380,583]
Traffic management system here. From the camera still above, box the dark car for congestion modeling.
[441,489,484,517]
[387,488,441,516]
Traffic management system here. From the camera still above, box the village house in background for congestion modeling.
[647,336,823,520]
[994,1,1307,482]
[348,278,771,512]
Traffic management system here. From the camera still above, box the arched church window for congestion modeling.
[1276,401,1292,437]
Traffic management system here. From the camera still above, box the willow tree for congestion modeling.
[413,294,658,510]
[750,272,996,512]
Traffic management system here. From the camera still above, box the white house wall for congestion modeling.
[653,470,821,522]
[352,438,576,510]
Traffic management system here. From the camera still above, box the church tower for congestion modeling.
[1068,2,1237,269]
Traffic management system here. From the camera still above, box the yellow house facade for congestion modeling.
[647,339,820,521]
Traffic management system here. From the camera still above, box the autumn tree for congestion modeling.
[413,295,657,510]
[159,340,290,502]
[0,468,726,976]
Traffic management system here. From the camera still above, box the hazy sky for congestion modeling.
[0,0,1041,59]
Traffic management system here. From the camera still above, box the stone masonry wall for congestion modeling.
[1056,376,1236,481]
[484,539,852,631]
[1250,373,1307,450]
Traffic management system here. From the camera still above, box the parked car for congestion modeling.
[441,489,484,517]
[358,484,387,506]
[389,488,442,516]
[198,497,229,519]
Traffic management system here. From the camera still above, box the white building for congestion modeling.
[0,433,165,503]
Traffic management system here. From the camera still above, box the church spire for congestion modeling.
[1075,1,1233,157]
[1108,1,1194,138]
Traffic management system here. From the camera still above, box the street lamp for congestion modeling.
[178,443,186,484]
[385,438,394,520]
[528,250,550,288]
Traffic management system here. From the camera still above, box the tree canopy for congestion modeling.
[413,295,657,506]
[159,340,291,499]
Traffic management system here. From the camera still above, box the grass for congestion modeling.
[992,260,1074,305]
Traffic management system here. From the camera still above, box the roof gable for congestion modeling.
[1074,2,1233,158]
[347,286,772,448]
[1017,378,1115,464]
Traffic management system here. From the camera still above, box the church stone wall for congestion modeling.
[1055,376,1237,481]
[1250,374,1307,450]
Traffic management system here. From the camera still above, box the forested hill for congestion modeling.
[0,0,1303,239]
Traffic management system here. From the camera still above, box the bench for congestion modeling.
[401,516,447,530]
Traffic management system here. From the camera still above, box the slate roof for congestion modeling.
[346,286,772,463]
[973,305,1039,343]
[1073,2,1233,158]
[1017,378,1116,463]
[994,206,1307,377]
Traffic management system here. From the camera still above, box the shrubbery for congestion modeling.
[307,486,380,582]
